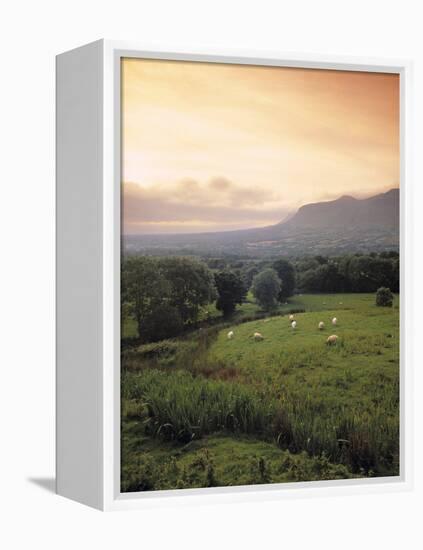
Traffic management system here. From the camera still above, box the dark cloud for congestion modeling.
[123,180,289,234]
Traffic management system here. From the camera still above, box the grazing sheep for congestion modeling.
[291,321,297,329]
[332,317,338,326]
[227,331,234,340]
[326,334,339,345]
[253,332,264,341]
[318,321,325,330]
[289,314,295,321]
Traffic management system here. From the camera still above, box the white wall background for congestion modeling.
[0,0,421,548]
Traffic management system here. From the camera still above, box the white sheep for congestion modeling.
[318,321,325,330]
[227,331,234,340]
[289,314,295,321]
[291,321,297,329]
[326,334,339,345]
[332,317,338,326]
[253,332,264,341]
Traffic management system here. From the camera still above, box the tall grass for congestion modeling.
[122,369,275,443]
[122,367,399,475]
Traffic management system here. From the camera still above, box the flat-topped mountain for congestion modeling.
[123,189,399,257]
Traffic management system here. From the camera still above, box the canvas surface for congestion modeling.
[120,58,400,493]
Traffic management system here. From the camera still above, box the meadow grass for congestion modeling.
[121,293,400,490]
[121,431,354,492]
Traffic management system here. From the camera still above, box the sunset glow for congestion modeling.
[122,58,399,234]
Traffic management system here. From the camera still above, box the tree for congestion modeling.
[376,287,393,307]
[241,264,261,290]
[272,259,296,300]
[251,269,281,310]
[121,256,216,342]
[121,256,176,341]
[214,270,247,317]
[158,257,216,324]
[347,256,394,293]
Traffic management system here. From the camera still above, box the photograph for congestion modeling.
[120,57,400,493]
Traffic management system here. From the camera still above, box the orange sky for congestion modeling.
[122,58,399,234]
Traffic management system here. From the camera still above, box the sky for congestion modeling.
[121,58,399,235]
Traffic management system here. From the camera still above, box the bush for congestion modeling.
[376,287,393,307]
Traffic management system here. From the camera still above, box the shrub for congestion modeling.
[376,287,393,307]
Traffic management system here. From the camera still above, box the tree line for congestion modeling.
[218,252,399,295]
[122,252,399,343]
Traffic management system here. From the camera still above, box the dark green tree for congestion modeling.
[347,256,393,293]
[158,257,216,324]
[214,270,247,317]
[121,256,178,341]
[241,264,260,290]
[376,287,393,307]
[122,256,216,341]
[251,268,281,310]
[272,259,296,300]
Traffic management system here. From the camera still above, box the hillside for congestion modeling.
[284,188,399,229]
[123,189,399,257]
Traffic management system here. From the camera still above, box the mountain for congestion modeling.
[123,189,399,257]
[284,188,399,230]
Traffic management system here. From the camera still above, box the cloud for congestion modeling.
[208,177,232,191]
[122,180,290,234]
[121,60,399,234]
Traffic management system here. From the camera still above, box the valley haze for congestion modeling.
[123,188,399,257]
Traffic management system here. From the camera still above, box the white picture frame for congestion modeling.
[56,39,413,511]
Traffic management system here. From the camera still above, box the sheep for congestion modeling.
[253,332,264,341]
[326,334,339,345]
[332,317,338,326]
[318,321,325,330]
[291,321,297,329]
[289,314,295,321]
[227,330,234,340]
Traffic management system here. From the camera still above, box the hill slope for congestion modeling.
[123,189,399,257]
[284,188,399,229]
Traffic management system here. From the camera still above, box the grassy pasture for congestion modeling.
[121,293,399,491]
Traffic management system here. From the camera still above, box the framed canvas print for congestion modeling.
[56,40,413,510]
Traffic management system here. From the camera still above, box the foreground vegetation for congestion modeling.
[121,293,399,491]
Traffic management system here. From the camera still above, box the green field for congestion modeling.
[121,293,399,492]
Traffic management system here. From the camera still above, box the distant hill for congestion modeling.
[123,188,399,257]
[283,188,399,230]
